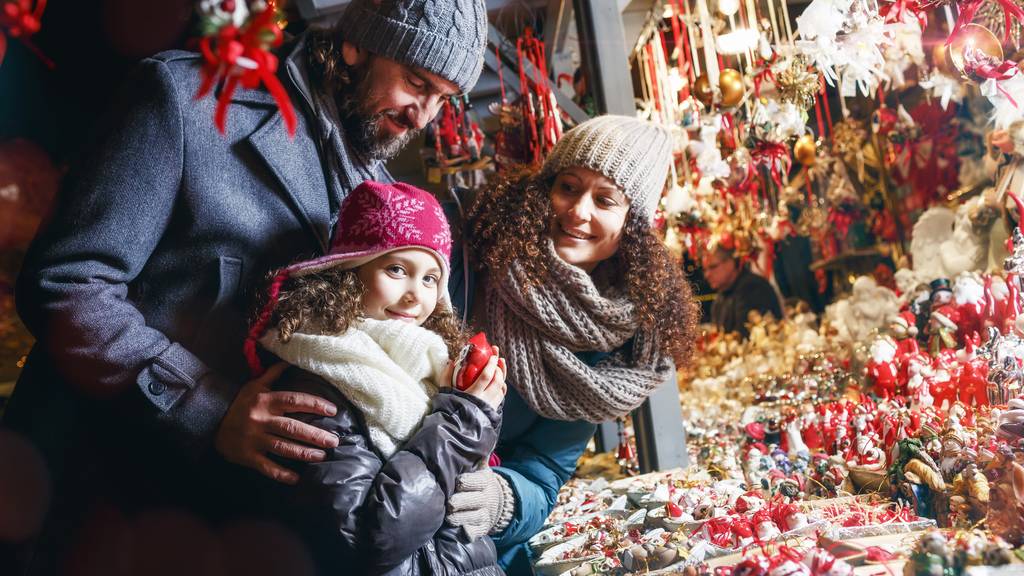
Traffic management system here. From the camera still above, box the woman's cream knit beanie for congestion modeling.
[540,115,675,224]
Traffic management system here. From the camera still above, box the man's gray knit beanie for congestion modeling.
[339,0,488,94]
[540,115,675,224]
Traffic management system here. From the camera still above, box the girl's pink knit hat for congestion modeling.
[245,180,453,376]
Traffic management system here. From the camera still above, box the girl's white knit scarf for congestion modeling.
[260,318,450,457]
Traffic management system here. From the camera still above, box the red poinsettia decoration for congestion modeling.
[195,0,297,137]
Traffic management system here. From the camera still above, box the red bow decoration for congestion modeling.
[826,207,856,239]
[964,47,1020,107]
[751,140,791,189]
[880,0,929,27]
[0,0,53,69]
[751,55,777,99]
[195,1,297,138]
[948,0,1024,44]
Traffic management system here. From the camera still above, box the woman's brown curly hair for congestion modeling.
[464,168,700,367]
[254,266,468,358]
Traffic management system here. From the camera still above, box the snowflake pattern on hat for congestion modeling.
[431,204,453,256]
[342,188,426,250]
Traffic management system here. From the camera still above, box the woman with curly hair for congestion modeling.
[243,181,507,576]
[442,115,700,573]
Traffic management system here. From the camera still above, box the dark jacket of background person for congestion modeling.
[257,368,505,576]
[710,267,783,338]
[4,37,389,574]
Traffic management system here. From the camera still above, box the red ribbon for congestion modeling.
[947,0,984,45]
[827,207,856,238]
[751,140,790,189]
[0,0,53,68]
[997,0,1024,43]
[964,47,1020,107]
[751,53,777,99]
[195,3,297,138]
[879,0,928,27]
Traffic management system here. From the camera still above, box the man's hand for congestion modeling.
[215,363,339,484]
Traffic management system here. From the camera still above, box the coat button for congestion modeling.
[148,380,166,396]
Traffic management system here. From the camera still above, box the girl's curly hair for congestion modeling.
[464,168,700,367]
[253,266,468,358]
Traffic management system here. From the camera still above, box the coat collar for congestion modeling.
[239,34,390,254]
[242,35,332,252]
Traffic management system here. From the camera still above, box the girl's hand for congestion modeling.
[463,345,506,410]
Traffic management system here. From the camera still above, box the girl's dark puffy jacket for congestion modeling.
[262,367,505,576]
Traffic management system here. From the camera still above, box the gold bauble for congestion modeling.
[947,24,1004,82]
[931,42,957,78]
[793,134,817,166]
[693,74,713,107]
[718,68,745,108]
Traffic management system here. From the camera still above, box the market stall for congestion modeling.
[494,0,1024,572]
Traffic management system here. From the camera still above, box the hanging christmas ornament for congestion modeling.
[511,27,562,165]
[718,68,745,108]
[948,0,1024,46]
[948,23,1004,80]
[775,58,820,111]
[931,42,959,77]
[0,0,53,69]
[794,134,818,165]
[883,14,925,89]
[795,0,893,97]
[194,0,297,137]
[694,73,714,107]
[831,118,868,164]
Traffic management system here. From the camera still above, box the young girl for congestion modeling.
[244,180,508,576]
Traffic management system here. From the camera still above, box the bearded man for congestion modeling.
[4,1,488,573]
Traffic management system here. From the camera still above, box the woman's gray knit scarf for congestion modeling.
[486,241,671,423]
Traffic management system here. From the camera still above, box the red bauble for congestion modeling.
[455,332,493,390]
[0,138,59,250]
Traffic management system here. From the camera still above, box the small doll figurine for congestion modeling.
[906,354,935,409]
[771,448,793,475]
[751,509,781,541]
[929,367,959,412]
[904,530,952,576]
[953,273,986,341]
[890,311,920,356]
[930,278,954,307]
[866,336,902,399]
[957,360,990,408]
[927,305,960,356]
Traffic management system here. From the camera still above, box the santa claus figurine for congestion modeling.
[954,274,986,342]
[866,336,901,399]
[928,305,960,356]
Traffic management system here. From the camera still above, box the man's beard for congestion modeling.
[336,64,420,161]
